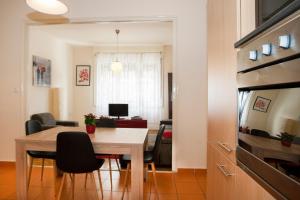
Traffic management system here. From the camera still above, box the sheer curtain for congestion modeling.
[95,53,162,129]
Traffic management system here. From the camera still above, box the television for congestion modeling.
[109,104,128,119]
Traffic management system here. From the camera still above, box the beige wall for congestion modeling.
[27,27,73,120]
[0,0,207,169]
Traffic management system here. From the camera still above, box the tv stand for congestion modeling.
[115,119,147,128]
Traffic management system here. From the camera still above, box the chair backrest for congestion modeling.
[25,120,42,135]
[56,132,100,173]
[152,124,165,163]
[31,113,56,126]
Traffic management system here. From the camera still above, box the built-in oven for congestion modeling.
[256,0,296,27]
[236,8,300,200]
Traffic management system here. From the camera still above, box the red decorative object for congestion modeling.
[115,119,147,128]
[281,140,292,147]
[163,131,172,138]
[86,125,96,134]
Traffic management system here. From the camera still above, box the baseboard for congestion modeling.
[0,161,16,167]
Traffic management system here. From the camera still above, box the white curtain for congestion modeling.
[95,53,162,129]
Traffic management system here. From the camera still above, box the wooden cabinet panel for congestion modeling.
[208,0,237,162]
[239,0,256,39]
[207,144,236,200]
[236,166,275,200]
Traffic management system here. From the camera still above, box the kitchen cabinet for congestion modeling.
[239,0,256,39]
[236,167,275,200]
[207,0,275,199]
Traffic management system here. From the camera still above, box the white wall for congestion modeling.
[71,45,172,127]
[0,0,207,169]
[27,27,73,120]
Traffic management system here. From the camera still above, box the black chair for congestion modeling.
[121,124,165,199]
[56,132,105,200]
[25,120,56,187]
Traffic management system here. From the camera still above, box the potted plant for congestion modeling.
[277,132,295,147]
[84,113,97,134]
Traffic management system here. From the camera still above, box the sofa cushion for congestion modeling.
[31,113,56,126]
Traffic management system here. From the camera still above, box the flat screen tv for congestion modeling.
[109,104,128,119]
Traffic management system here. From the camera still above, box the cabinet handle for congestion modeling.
[217,141,232,153]
[217,164,234,177]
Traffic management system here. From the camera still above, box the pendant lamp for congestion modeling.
[111,29,123,73]
[26,0,68,15]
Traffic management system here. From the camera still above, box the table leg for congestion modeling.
[16,142,28,199]
[131,144,144,200]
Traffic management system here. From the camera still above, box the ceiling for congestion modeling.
[31,21,173,46]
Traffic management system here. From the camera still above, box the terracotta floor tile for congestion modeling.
[149,193,178,200]
[175,181,203,194]
[178,193,206,200]
[0,163,207,200]
[174,170,197,182]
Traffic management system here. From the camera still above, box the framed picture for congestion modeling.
[76,65,91,86]
[253,96,271,112]
[32,55,51,87]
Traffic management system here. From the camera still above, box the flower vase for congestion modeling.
[86,124,96,134]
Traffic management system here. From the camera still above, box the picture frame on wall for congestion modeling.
[253,96,271,112]
[76,65,91,86]
[32,55,51,87]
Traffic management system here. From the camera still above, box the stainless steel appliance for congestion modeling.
[256,0,296,26]
[236,9,300,200]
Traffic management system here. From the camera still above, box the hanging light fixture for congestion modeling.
[26,0,68,15]
[111,29,123,73]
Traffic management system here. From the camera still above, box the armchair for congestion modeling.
[31,112,79,130]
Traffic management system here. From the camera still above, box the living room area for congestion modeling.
[26,21,174,169]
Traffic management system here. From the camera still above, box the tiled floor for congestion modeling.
[0,161,206,200]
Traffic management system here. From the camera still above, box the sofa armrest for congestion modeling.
[56,120,79,127]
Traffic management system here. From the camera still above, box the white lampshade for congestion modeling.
[111,61,123,73]
[26,0,68,15]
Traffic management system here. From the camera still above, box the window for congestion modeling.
[95,52,162,128]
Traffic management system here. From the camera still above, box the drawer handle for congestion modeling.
[217,142,232,153]
[217,164,234,177]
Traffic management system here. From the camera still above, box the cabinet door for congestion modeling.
[236,166,275,200]
[207,145,236,200]
[208,0,237,162]
[239,0,256,39]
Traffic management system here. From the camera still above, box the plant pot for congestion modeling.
[281,140,292,147]
[86,124,96,134]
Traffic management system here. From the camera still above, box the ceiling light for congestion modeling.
[111,29,123,73]
[26,0,68,15]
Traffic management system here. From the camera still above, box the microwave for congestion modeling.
[256,0,296,26]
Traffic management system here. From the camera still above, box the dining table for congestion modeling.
[15,126,148,200]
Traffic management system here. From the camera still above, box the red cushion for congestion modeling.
[163,131,172,138]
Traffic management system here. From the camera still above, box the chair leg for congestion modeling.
[97,170,104,199]
[84,173,88,188]
[27,157,34,189]
[121,163,131,200]
[115,157,121,174]
[41,158,45,181]
[108,158,113,191]
[57,173,66,200]
[71,174,75,200]
[151,162,159,199]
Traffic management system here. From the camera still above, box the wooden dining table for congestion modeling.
[15,126,148,200]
